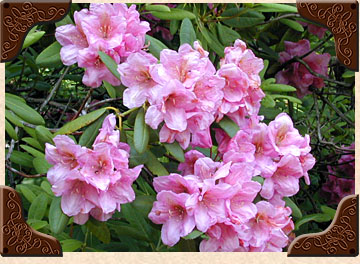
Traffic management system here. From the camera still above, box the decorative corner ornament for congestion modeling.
[296,0,359,71]
[0,0,71,62]
[0,186,62,256]
[288,194,359,257]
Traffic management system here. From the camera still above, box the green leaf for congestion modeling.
[252,176,264,185]
[280,19,304,32]
[41,180,54,197]
[17,185,36,203]
[261,94,276,108]
[49,197,69,234]
[22,137,43,151]
[108,221,148,241]
[183,230,203,240]
[78,113,106,147]
[6,94,45,125]
[342,70,355,78]
[217,23,240,46]
[283,197,302,219]
[164,142,185,162]
[150,8,196,20]
[35,41,62,68]
[20,145,45,158]
[199,25,224,57]
[23,26,45,49]
[321,205,336,218]
[28,193,48,220]
[180,18,197,46]
[132,195,156,218]
[254,3,298,13]
[270,94,302,104]
[86,218,111,244]
[5,110,25,128]
[170,19,180,35]
[60,239,83,252]
[5,93,26,103]
[295,213,332,230]
[35,126,54,147]
[145,150,169,176]
[218,116,239,138]
[262,83,297,92]
[8,150,34,167]
[5,119,18,140]
[98,51,121,80]
[145,4,171,12]
[121,203,153,242]
[134,108,150,154]
[55,108,107,135]
[259,60,269,80]
[27,219,48,230]
[222,8,265,28]
[33,157,52,174]
[55,14,73,27]
[103,81,116,99]
[145,35,168,59]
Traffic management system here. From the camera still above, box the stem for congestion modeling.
[5,163,46,178]
[120,107,139,117]
[71,87,94,121]
[39,66,70,112]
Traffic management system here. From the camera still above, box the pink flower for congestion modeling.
[77,47,121,88]
[55,3,150,88]
[178,150,205,175]
[45,114,142,224]
[148,191,195,246]
[260,154,304,199]
[55,9,89,66]
[144,79,196,132]
[118,51,161,108]
[299,21,328,39]
[268,113,309,157]
[200,223,240,252]
[239,201,292,250]
[275,39,331,98]
[222,130,256,164]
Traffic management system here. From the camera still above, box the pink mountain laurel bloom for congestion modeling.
[55,3,150,88]
[45,114,142,224]
[275,39,331,98]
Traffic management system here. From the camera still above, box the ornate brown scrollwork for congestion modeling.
[0,186,62,256]
[0,0,71,62]
[297,1,358,71]
[288,194,359,256]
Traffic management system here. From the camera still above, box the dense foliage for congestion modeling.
[4,3,355,252]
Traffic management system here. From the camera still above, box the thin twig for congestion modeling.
[295,57,352,88]
[278,34,332,71]
[5,163,46,178]
[20,120,59,133]
[39,66,70,112]
[55,95,72,128]
[71,88,94,120]
[86,97,123,111]
[314,91,354,127]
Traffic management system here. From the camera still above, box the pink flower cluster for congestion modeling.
[45,114,142,224]
[118,39,265,149]
[148,149,296,251]
[55,3,150,88]
[322,143,355,204]
[299,21,328,39]
[275,39,331,98]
